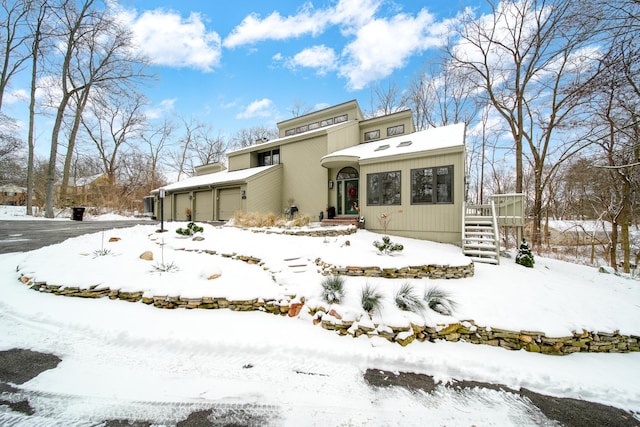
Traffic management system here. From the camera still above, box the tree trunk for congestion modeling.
[60,87,91,205]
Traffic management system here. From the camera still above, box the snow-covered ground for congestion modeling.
[1,206,639,425]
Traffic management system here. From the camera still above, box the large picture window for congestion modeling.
[258,148,280,166]
[367,171,401,206]
[411,166,453,204]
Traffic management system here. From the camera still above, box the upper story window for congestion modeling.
[258,148,280,166]
[364,130,380,141]
[387,124,405,136]
[283,113,348,137]
[334,114,348,124]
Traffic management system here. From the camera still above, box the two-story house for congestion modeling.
[153,99,466,244]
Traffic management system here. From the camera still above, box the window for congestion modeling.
[411,166,453,204]
[334,114,348,124]
[367,171,401,206]
[364,130,380,141]
[308,121,320,130]
[295,124,308,133]
[374,144,390,151]
[285,129,295,136]
[258,148,280,166]
[320,118,333,127]
[387,124,404,136]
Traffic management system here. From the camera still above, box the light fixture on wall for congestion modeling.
[241,190,246,199]
[328,180,334,189]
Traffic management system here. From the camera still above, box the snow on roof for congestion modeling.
[322,122,465,163]
[73,173,105,187]
[156,164,277,193]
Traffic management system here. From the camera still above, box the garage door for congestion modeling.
[194,190,213,221]
[218,188,242,220]
[175,193,190,220]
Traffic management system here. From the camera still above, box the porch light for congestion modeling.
[328,180,334,189]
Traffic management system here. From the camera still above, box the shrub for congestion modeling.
[360,284,384,314]
[320,275,345,304]
[176,222,204,236]
[394,282,425,313]
[424,287,457,316]
[516,238,535,268]
[373,235,404,255]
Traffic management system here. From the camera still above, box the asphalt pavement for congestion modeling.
[0,219,156,254]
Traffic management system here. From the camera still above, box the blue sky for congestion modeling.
[113,0,486,135]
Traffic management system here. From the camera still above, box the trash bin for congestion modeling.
[327,206,336,219]
[72,207,85,221]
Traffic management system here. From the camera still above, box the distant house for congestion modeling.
[60,173,111,206]
[152,100,468,245]
[0,184,27,206]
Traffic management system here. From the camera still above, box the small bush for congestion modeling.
[360,284,384,314]
[373,235,404,255]
[320,275,345,304]
[151,261,179,273]
[176,222,204,236]
[516,238,535,268]
[394,282,425,313]
[92,248,113,258]
[424,287,457,316]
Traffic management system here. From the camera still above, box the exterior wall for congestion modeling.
[360,148,465,244]
[228,152,251,171]
[326,123,360,154]
[280,135,330,218]
[245,165,283,214]
[277,100,363,138]
[359,110,415,143]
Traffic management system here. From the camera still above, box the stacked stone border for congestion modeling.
[248,226,358,237]
[17,273,638,355]
[315,259,474,279]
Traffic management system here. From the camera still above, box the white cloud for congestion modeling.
[236,98,275,119]
[4,89,29,105]
[339,10,442,90]
[124,9,222,72]
[145,98,176,120]
[287,45,337,75]
[223,0,382,48]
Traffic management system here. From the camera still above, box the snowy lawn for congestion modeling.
[1,212,640,424]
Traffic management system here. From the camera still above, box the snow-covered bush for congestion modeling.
[360,284,384,314]
[176,222,204,236]
[394,283,425,313]
[373,235,404,255]
[320,275,345,304]
[424,287,457,316]
[516,238,535,268]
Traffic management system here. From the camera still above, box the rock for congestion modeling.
[139,251,154,261]
[288,302,304,317]
[328,309,342,320]
[108,237,121,242]
[207,273,221,280]
[192,236,205,241]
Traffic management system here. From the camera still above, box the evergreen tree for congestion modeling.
[516,238,535,268]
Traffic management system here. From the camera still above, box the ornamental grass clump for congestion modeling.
[394,282,425,313]
[320,275,345,304]
[424,287,457,316]
[360,284,384,315]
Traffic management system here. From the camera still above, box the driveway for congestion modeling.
[0,219,156,254]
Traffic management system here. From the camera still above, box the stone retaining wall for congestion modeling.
[310,307,640,355]
[249,227,358,237]
[315,259,474,279]
[17,276,638,355]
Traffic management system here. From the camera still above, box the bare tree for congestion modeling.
[0,0,32,110]
[139,118,174,190]
[230,126,278,149]
[448,0,603,245]
[367,80,407,118]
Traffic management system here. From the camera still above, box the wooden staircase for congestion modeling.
[462,201,500,264]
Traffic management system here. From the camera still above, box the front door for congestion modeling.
[336,167,359,215]
[339,179,359,215]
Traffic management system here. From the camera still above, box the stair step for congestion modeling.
[467,256,500,265]
[463,248,499,256]
[463,243,498,250]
